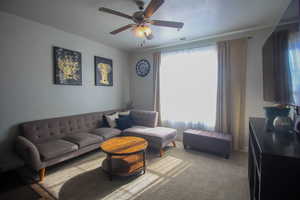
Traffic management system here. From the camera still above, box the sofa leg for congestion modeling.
[172,141,176,147]
[39,168,46,182]
[159,149,164,157]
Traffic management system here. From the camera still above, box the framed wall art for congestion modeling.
[94,56,113,86]
[53,46,82,85]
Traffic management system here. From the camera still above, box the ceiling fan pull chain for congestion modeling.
[139,40,146,47]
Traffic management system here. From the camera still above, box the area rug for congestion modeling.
[35,142,249,200]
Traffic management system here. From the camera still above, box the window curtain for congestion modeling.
[153,52,162,125]
[158,46,218,140]
[273,30,291,103]
[215,39,247,151]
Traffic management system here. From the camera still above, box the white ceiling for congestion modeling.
[0,0,291,51]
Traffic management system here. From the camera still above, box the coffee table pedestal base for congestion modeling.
[102,152,146,180]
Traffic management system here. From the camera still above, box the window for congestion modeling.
[288,31,300,105]
[160,45,218,130]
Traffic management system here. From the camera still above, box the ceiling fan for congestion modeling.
[98,0,184,40]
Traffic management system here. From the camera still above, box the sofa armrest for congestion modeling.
[130,110,158,128]
[15,136,43,171]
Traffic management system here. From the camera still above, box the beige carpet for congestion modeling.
[36,142,249,200]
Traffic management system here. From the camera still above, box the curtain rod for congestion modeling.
[136,25,270,53]
[159,36,252,54]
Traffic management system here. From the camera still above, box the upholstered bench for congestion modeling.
[183,129,232,158]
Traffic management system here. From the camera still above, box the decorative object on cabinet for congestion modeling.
[53,47,82,85]
[136,59,151,77]
[273,116,293,132]
[294,115,300,133]
[94,56,113,86]
[263,106,290,131]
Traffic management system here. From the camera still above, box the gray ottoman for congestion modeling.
[183,129,232,158]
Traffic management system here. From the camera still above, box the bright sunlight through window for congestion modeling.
[160,45,218,129]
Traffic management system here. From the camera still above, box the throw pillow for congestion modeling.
[101,115,110,127]
[104,112,119,128]
[116,115,133,130]
[118,110,130,116]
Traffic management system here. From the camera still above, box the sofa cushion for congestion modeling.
[63,132,103,148]
[104,113,119,128]
[123,126,177,148]
[101,115,110,127]
[116,115,133,130]
[90,128,121,140]
[118,110,130,116]
[36,139,78,161]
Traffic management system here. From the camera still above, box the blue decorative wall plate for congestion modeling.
[136,59,151,77]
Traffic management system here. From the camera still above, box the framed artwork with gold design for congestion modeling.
[94,56,113,86]
[53,46,82,85]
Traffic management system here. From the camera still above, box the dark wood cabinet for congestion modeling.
[249,118,300,200]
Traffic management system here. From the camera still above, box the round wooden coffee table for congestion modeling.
[100,136,148,180]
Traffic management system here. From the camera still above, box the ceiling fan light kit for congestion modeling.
[132,25,152,38]
[98,0,184,41]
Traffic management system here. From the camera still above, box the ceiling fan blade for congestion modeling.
[144,0,165,18]
[110,24,134,35]
[99,7,132,20]
[151,20,184,29]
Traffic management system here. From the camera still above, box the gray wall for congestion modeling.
[0,12,131,158]
[130,54,154,110]
[129,28,273,150]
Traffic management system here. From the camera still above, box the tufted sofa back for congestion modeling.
[21,109,121,144]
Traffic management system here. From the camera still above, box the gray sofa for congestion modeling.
[15,109,177,181]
